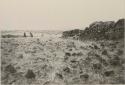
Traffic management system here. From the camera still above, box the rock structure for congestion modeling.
[62,19,124,40]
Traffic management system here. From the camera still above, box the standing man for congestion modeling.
[30,32,33,37]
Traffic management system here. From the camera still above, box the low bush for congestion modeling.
[65,52,71,56]
[5,64,16,73]
[102,50,108,56]
[63,67,71,73]
[117,49,123,55]
[25,69,36,79]
[80,74,89,81]
[92,63,102,73]
[55,73,63,79]
[104,70,114,77]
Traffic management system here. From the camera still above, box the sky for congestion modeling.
[0,0,125,31]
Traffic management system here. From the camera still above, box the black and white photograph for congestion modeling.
[0,0,125,85]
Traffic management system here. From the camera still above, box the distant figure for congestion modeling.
[24,32,26,37]
[30,32,33,37]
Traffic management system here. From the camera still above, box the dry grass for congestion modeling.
[1,37,124,85]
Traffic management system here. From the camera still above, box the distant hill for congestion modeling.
[62,19,125,40]
[1,30,63,38]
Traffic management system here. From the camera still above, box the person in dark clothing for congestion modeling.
[30,32,33,37]
[24,32,26,37]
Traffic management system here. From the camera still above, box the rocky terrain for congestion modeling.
[62,19,124,40]
[1,19,125,85]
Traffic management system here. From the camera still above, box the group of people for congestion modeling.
[24,32,33,37]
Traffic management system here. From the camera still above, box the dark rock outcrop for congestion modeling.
[62,19,124,40]
[62,29,84,39]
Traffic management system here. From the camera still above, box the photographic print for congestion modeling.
[0,0,125,85]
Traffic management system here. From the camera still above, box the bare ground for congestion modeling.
[1,35,125,85]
